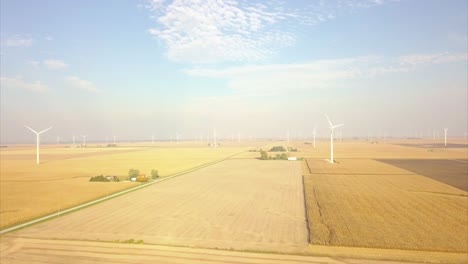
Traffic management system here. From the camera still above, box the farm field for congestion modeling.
[303,157,468,253]
[377,159,468,191]
[4,159,309,253]
[0,142,257,229]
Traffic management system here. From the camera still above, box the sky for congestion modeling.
[1,0,467,143]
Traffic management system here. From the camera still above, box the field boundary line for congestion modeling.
[0,150,246,235]
[301,175,311,244]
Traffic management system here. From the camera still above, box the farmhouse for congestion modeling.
[105,176,117,181]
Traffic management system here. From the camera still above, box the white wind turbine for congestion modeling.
[325,114,343,164]
[444,128,448,147]
[313,127,317,149]
[72,135,75,145]
[81,135,87,146]
[213,128,217,147]
[24,125,52,165]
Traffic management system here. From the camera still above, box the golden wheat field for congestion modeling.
[1,139,467,263]
[6,159,308,253]
[0,142,256,229]
[301,143,468,253]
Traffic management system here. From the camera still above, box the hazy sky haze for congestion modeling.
[1,0,467,143]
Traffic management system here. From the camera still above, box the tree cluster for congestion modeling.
[259,150,288,160]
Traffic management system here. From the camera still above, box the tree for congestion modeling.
[89,175,110,182]
[128,169,139,180]
[260,150,268,160]
[151,169,159,179]
[280,153,288,160]
[270,146,286,152]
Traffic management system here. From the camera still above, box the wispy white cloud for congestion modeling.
[185,52,467,95]
[146,0,295,63]
[0,76,48,92]
[66,76,99,92]
[43,59,69,70]
[145,0,398,63]
[399,52,468,66]
[2,36,33,47]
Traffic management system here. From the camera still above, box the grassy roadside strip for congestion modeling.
[0,150,247,235]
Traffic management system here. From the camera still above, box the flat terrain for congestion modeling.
[5,159,308,253]
[377,159,468,191]
[0,143,253,229]
[303,158,467,253]
[2,139,468,263]
[0,237,383,264]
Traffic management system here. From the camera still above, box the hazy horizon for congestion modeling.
[1,0,467,144]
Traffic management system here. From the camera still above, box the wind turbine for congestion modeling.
[24,125,52,165]
[444,128,448,147]
[81,135,87,146]
[113,135,116,145]
[313,127,317,149]
[213,128,217,147]
[72,135,76,145]
[325,114,343,164]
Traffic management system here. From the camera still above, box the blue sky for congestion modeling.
[1,0,467,143]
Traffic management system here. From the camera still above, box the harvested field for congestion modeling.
[6,159,309,253]
[0,144,249,229]
[377,159,468,191]
[394,143,468,149]
[0,237,348,264]
[303,158,468,253]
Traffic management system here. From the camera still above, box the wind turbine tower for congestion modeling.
[24,125,52,165]
[444,128,448,147]
[81,135,87,147]
[213,128,217,147]
[313,127,317,149]
[325,114,343,164]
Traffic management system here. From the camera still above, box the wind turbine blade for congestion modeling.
[24,125,38,134]
[38,127,52,134]
[325,114,333,127]
[333,124,344,129]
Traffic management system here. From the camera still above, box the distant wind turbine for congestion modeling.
[24,125,52,165]
[313,127,317,149]
[213,128,217,147]
[444,128,448,147]
[73,135,76,145]
[81,135,87,146]
[325,114,343,164]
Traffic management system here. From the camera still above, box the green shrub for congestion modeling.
[151,169,159,179]
[128,169,139,180]
[89,175,110,182]
[270,146,286,152]
[260,150,269,160]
